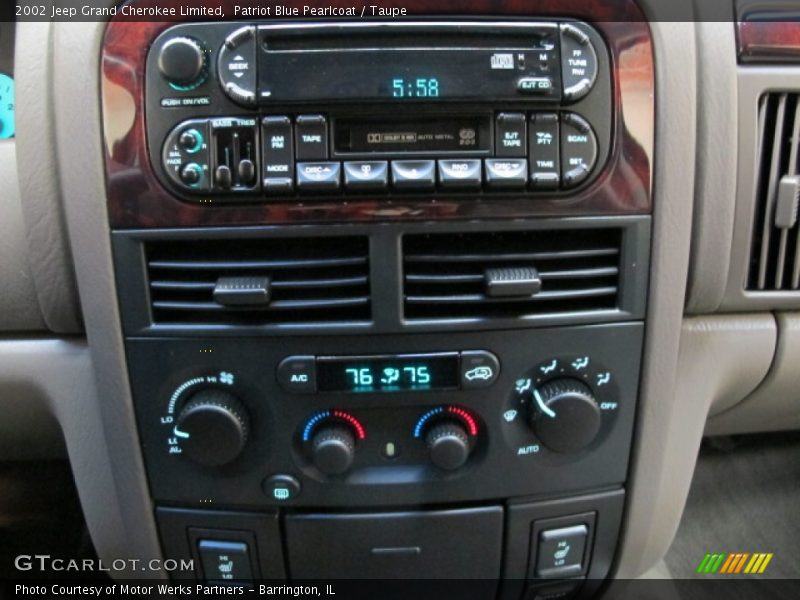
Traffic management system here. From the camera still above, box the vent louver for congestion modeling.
[145,237,371,326]
[403,229,622,321]
[748,92,800,291]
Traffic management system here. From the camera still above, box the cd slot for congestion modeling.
[263,25,558,51]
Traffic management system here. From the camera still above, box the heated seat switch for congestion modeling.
[198,540,253,582]
[536,524,588,579]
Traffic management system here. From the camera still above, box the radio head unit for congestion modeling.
[144,20,611,203]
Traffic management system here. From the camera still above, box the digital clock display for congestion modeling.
[316,353,459,393]
[391,77,441,98]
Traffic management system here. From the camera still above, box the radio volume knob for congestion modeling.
[158,37,208,89]
[174,389,249,467]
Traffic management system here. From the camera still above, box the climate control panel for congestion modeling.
[128,322,641,508]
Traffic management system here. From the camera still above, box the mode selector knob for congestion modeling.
[530,379,601,454]
[311,425,356,476]
[426,421,471,471]
[175,389,249,467]
[158,37,208,89]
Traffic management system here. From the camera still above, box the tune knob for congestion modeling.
[175,388,249,467]
[158,37,208,89]
[311,425,356,476]
[530,379,602,453]
[426,421,471,471]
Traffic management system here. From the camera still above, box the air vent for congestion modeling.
[747,92,800,291]
[403,229,622,321]
[145,237,371,326]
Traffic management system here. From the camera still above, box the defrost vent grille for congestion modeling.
[748,92,800,291]
[145,237,371,326]
[403,229,622,321]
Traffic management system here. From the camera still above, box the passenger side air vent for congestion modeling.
[747,92,800,291]
[145,237,371,326]
[403,229,622,321]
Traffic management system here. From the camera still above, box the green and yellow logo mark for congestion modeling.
[697,552,773,575]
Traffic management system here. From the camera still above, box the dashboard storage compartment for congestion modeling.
[285,506,503,582]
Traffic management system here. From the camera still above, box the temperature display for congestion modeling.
[317,353,459,393]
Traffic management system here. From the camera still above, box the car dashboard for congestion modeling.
[0,0,799,597]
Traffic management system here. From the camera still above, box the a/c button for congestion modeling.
[277,356,317,393]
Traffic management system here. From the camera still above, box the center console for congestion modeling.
[102,2,654,598]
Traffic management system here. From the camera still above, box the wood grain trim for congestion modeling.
[738,20,800,63]
[102,0,654,228]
